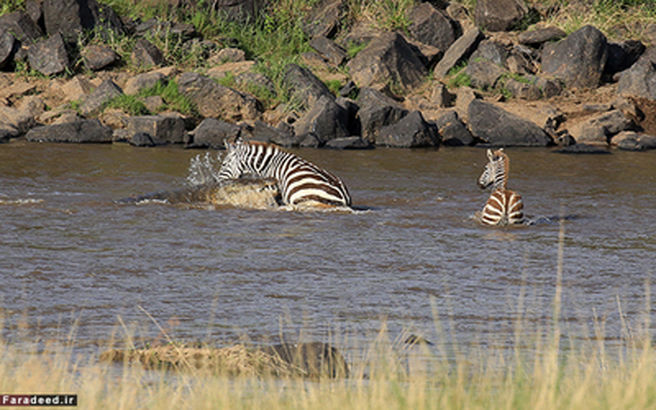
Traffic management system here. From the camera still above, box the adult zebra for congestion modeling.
[218,137,352,208]
[477,148,525,226]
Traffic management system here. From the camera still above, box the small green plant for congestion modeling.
[105,94,150,116]
[324,79,342,96]
[346,40,369,59]
[139,79,197,117]
[446,62,471,89]
[0,0,24,16]
[215,72,237,88]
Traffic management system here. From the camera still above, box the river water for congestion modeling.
[1,141,654,356]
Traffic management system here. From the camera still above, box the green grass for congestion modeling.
[102,79,196,117]
[0,0,23,16]
[105,94,150,116]
[446,62,471,89]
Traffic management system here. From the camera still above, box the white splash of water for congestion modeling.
[185,152,223,186]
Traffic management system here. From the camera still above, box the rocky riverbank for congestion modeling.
[1,0,656,152]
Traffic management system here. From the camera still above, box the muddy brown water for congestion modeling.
[1,141,654,356]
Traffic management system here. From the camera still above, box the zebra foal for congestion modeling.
[218,137,352,208]
[477,148,525,226]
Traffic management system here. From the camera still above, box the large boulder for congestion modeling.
[612,131,656,151]
[178,72,261,121]
[377,110,440,148]
[282,63,334,110]
[303,0,343,38]
[604,40,644,78]
[126,115,186,146]
[0,11,43,42]
[309,35,347,66]
[293,96,350,147]
[27,33,69,76]
[434,27,483,79]
[43,0,125,41]
[356,87,408,143]
[468,99,552,146]
[568,110,634,144]
[407,2,459,52]
[185,118,240,149]
[0,105,36,134]
[465,58,506,89]
[541,25,608,88]
[346,32,427,91]
[0,31,17,69]
[474,0,529,32]
[617,47,656,100]
[433,109,475,146]
[25,119,113,142]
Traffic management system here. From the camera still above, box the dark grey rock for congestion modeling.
[304,0,343,38]
[470,40,509,67]
[338,80,357,98]
[178,72,262,121]
[293,96,349,146]
[356,87,408,143]
[24,0,43,29]
[0,125,18,142]
[123,72,166,95]
[83,44,119,71]
[0,11,43,42]
[325,136,373,149]
[541,25,608,88]
[505,77,541,100]
[604,40,645,78]
[569,109,634,144]
[43,0,125,41]
[617,47,656,100]
[613,131,656,151]
[433,109,474,146]
[239,120,293,145]
[186,118,240,149]
[80,79,123,116]
[518,26,566,46]
[27,33,69,76]
[554,143,611,154]
[126,115,186,145]
[429,82,455,108]
[434,27,483,79]
[377,110,440,148]
[468,100,553,146]
[535,76,563,98]
[25,119,113,142]
[346,32,427,91]
[310,35,347,66]
[335,96,360,136]
[283,63,334,110]
[0,30,17,69]
[407,2,459,52]
[465,58,506,89]
[506,45,538,75]
[474,0,529,32]
[129,132,156,147]
[131,38,165,68]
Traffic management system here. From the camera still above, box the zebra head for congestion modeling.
[478,149,508,190]
[217,137,246,181]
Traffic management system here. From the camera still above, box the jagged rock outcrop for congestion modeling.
[468,100,552,146]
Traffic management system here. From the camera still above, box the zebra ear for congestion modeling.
[234,135,244,145]
[486,149,493,161]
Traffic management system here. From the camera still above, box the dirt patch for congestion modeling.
[631,97,656,135]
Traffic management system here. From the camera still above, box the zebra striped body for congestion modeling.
[218,138,351,207]
[477,149,524,226]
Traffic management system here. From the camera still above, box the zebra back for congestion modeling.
[219,139,351,207]
[480,189,524,226]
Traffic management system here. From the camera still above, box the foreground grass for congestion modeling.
[1,327,655,409]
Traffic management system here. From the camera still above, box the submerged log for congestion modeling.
[118,177,282,210]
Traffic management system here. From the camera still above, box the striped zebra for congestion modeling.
[218,137,352,208]
[477,148,525,226]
